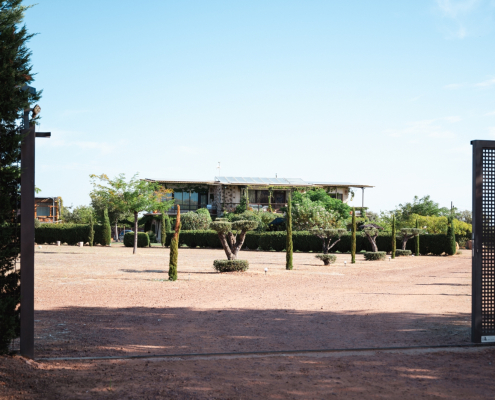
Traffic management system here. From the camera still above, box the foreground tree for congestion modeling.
[0,0,40,353]
[102,208,112,246]
[361,224,383,252]
[397,228,420,250]
[210,220,258,260]
[168,206,180,281]
[351,208,356,264]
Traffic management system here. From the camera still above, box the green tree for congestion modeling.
[361,224,383,252]
[447,215,456,255]
[286,192,293,270]
[351,208,356,264]
[415,218,420,256]
[292,189,351,222]
[61,205,94,224]
[169,206,180,281]
[291,197,337,231]
[391,214,396,259]
[90,174,169,254]
[395,195,450,220]
[397,228,420,250]
[88,214,94,247]
[160,213,167,247]
[210,220,258,260]
[102,208,112,246]
[0,0,40,354]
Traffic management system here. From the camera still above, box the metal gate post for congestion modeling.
[471,140,495,343]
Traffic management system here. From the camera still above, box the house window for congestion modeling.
[329,193,343,201]
[249,190,287,204]
[36,206,50,217]
[173,190,206,212]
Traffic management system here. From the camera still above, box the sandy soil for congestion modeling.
[2,245,490,399]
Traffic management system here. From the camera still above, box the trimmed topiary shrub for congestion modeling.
[124,232,150,248]
[315,254,337,265]
[213,259,249,272]
[102,208,112,246]
[364,251,386,261]
[210,220,257,260]
[181,211,211,230]
[395,249,412,256]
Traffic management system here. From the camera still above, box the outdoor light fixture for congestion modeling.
[264,268,268,275]
[389,257,391,261]
[31,104,41,118]
[344,261,347,266]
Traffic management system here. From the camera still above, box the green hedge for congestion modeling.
[33,225,452,256]
[164,231,451,255]
[124,232,150,248]
[35,224,106,246]
[213,259,249,272]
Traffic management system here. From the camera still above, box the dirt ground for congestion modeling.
[2,245,493,399]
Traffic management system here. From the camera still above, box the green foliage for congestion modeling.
[292,197,337,231]
[169,211,180,281]
[447,215,457,256]
[61,205,94,224]
[391,215,396,259]
[225,210,279,232]
[146,230,157,244]
[286,193,293,270]
[180,211,211,230]
[213,259,249,272]
[364,252,386,261]
[36,224,94,245]
[235,188,249,214]
[0,0,39,351]
[292,189,351,221]
[102,208,112,246]
[396,195,450,219]
[315,254,336,265]
[124,232,150,248]
[164,214,172,232]
[210,221,232,234]
[232,220,258,232]
[88,214,94,247]
[415,219,420,256]
[351,208,356,264]
[395,249,412,256]
[196,208,212,223]
[161,213,167,247]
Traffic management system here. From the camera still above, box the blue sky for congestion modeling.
[26,0,495,212]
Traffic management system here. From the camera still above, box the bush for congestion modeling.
[315,254,337,265]
[196,208,212,223]
[364,251,386,261]
[146,230,157,243]
[395,249,412,256]
[181,211,211,230]
[213,259,249,272]
[35,224,91,246]
[124,232,150,248]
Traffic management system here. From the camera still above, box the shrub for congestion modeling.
[351,208,356,263]
[146,230,157,244]
[315,254,336,265]
[196,208,212,223]
[292,197,337,231]
[180,211,211,230]
[286,193,293,270]
[35,224,91,246]
[213,259,249,272]
[124,232,149,248]
[169,207,181,281]
[211,220,257,260]
[364,251,386,261]
[102,208,112,246]
[395,249,412,256]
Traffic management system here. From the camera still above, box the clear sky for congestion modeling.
[25,0,495,212]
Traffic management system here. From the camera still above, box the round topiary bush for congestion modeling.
[213,259,249,272]
[124,232,150,248]
[395,249,412,256]
[364,251,386,261]
[315,254,337,265]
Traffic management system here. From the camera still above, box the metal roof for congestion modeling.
[145,177,373,188]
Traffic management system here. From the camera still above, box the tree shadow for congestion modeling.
[33,306,471,359]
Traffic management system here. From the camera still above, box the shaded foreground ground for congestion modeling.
[2,245,487,399]
[30,246,471,358]
[1,347,494,399]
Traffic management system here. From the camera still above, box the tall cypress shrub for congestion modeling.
[391,214,396,259]
[286,193,293,270]
[415,218,420,256]
[169,205,180,281]
[102,208,111,246]
[165,214,172,232]
[0,1,40,354]
[160,213,166,247]
[351,208,356,264]
[447,215,456,255]
[88,214,94,247]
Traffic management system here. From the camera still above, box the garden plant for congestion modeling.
[286,193,293,270]
[169,205,181,281]
[311,228,346,265]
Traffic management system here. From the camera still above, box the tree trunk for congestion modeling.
[115,220,118,242]
[218,233,235,260]
[322,238,328,254]
[402,238,407,250]
[232,230,248,257]
[328,237,341,253]
[133,211,138,255]
[371,237,378,252]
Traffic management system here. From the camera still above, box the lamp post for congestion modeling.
[20,86,50,359]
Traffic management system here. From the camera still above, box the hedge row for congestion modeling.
[32,225,453,255]
[164,231,452,256]
[35,224,106,246]
[124,232,150,248]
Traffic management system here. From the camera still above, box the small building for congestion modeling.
[35,197,60,223]
[145,176,373,216]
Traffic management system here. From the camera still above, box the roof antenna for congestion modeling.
[217,162,221,177]
[276,173,277,178]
